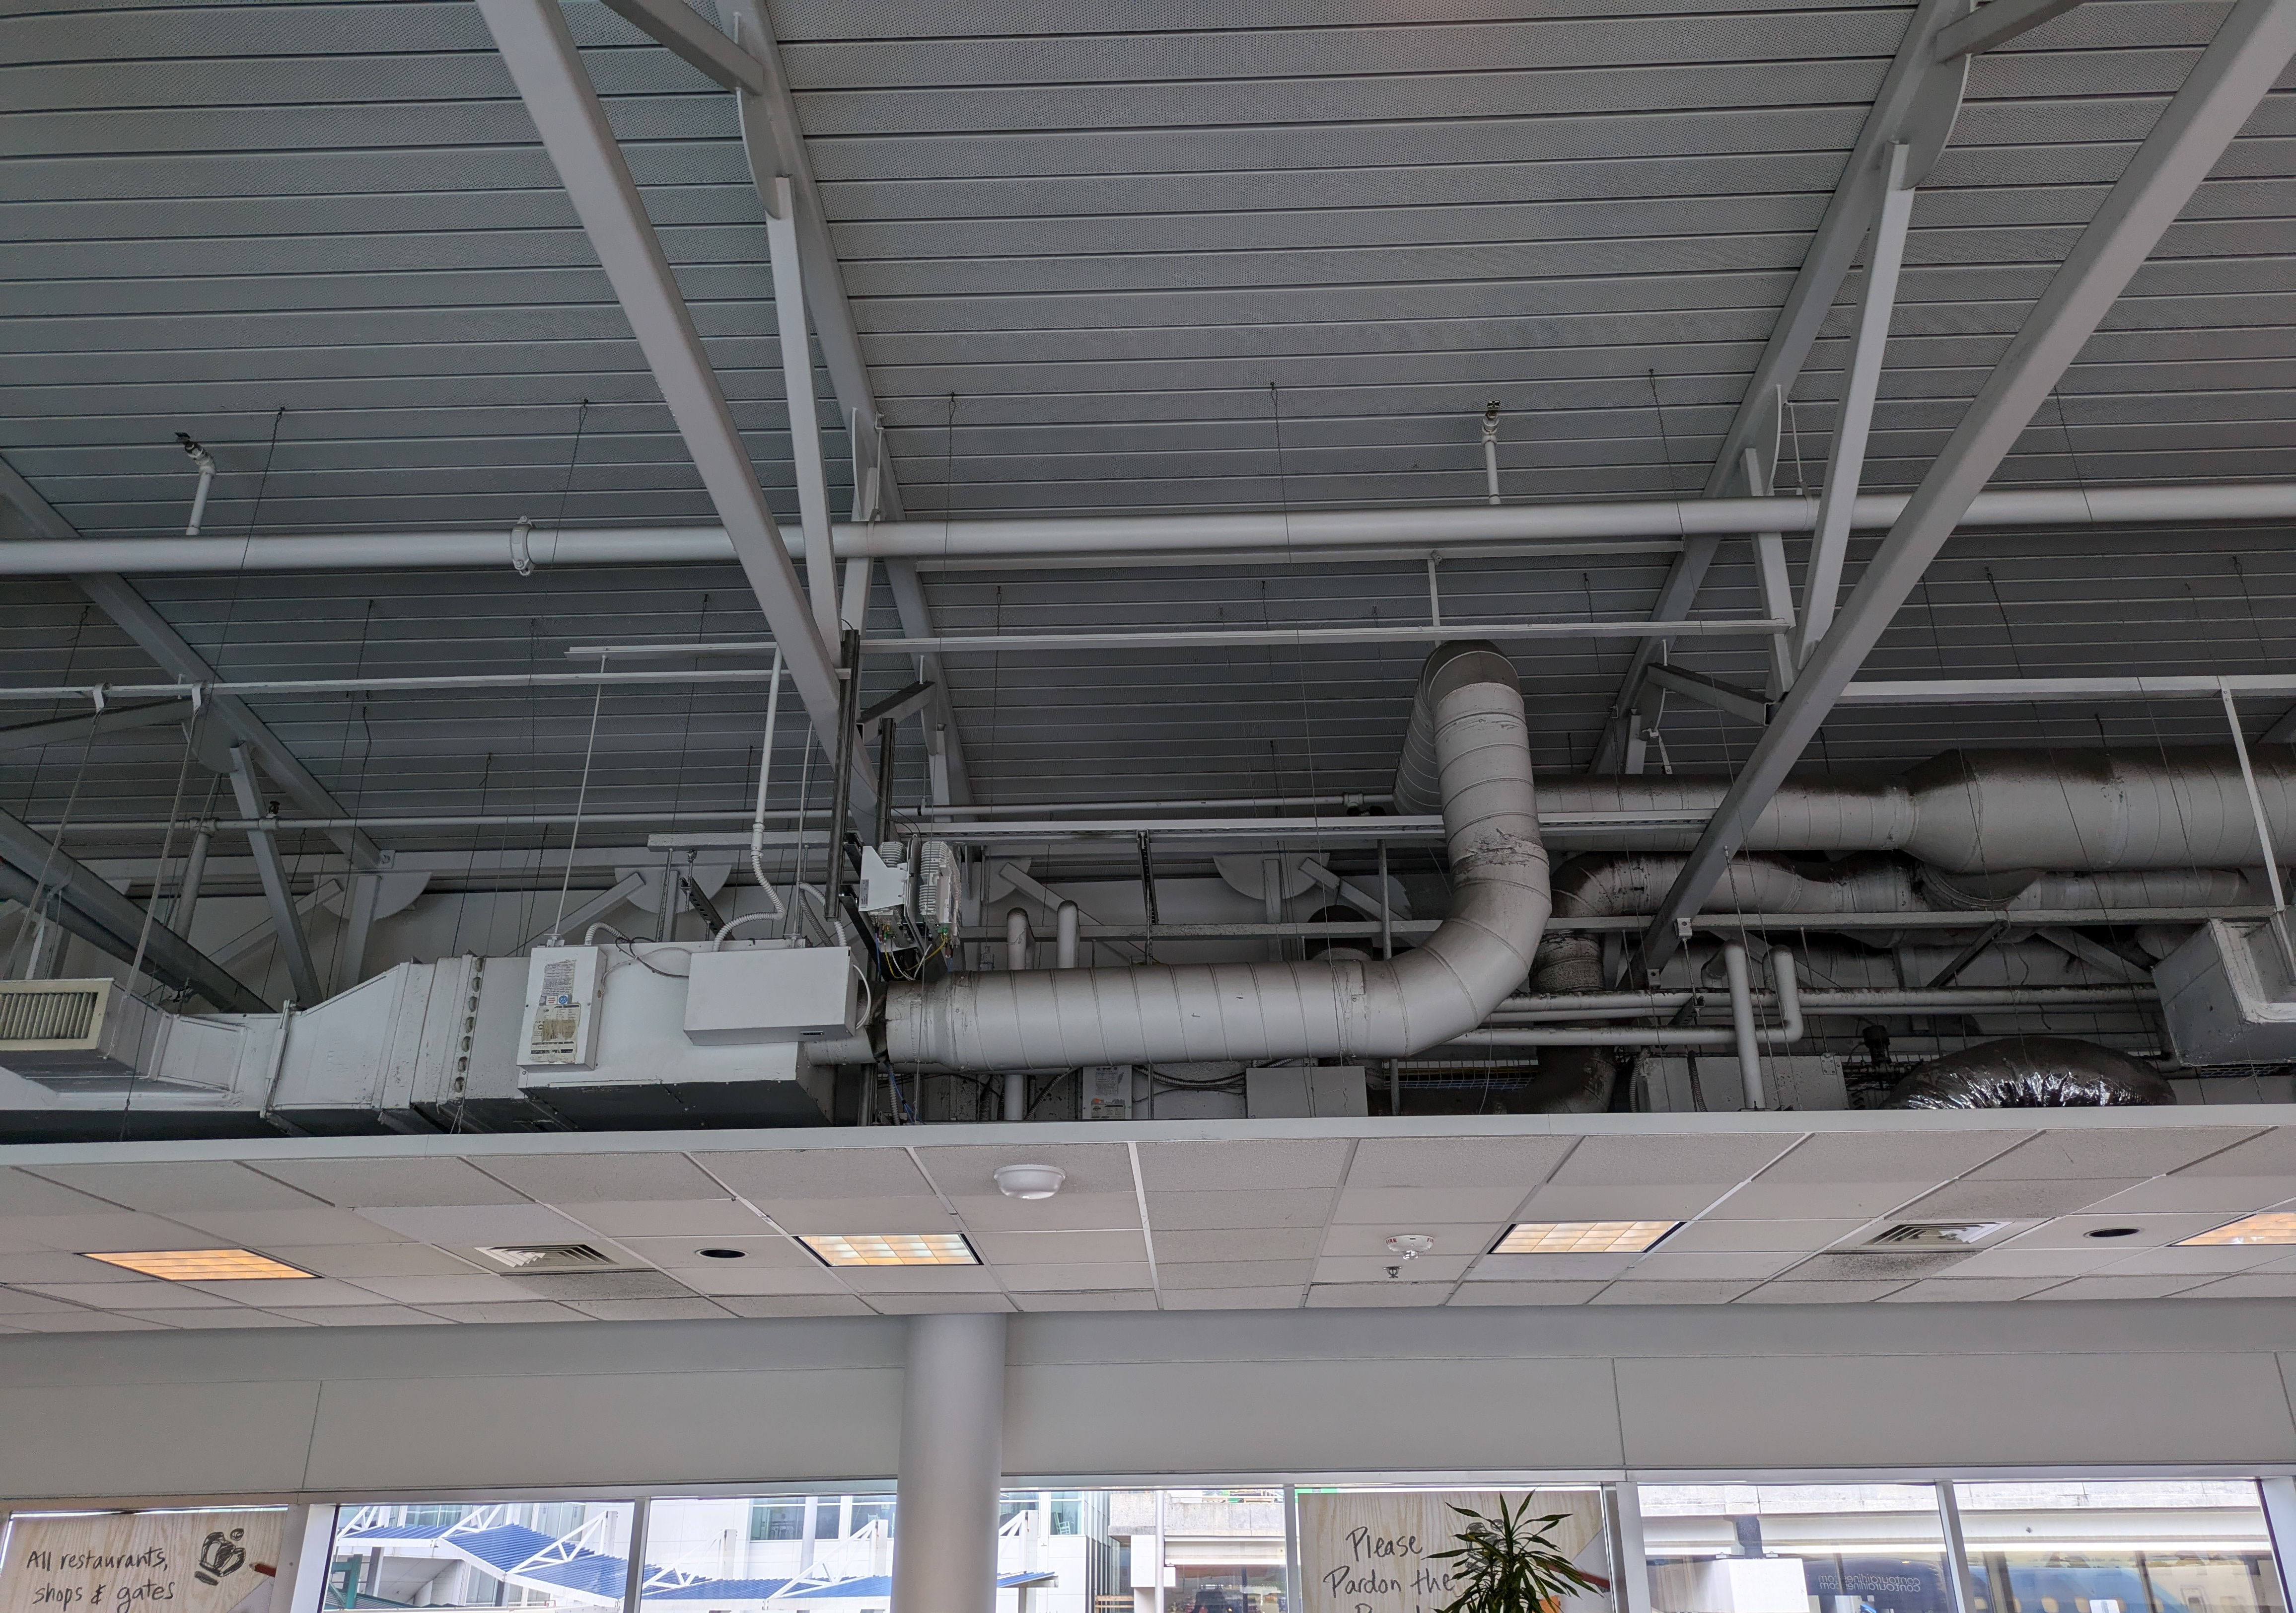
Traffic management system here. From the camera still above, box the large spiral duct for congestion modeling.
[886,641,1550,1070]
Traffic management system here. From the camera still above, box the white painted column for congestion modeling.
[890,1312,1007,1613]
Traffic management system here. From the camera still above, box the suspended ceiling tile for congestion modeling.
[23,1160,324,1213]
[1961,1126,2266,1180]
[464,1150,733,1203]
[1753,1129,2033,1183]
[696,1147,935,1199]
[249,1156,537,1207]
[910,1140,1137,1197]
[1134,1137,1353,1191]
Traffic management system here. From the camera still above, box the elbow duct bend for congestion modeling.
[886,641,1550,1069]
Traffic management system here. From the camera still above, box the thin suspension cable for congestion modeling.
[547,660,609,946]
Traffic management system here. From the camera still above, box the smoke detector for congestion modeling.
[1385,1234,1436,1259]
[1863,1221,2012,1249]
[994,1163,1067,1200]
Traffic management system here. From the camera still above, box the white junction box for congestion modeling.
[1638,1054,1846,1112]
[520,947,603,1069]
[856,844,910,915]
[684,944,859,1044]
[1082,1064,1133,1120]
[1245,1063,1369,1118]
[1650,1558,1809,1613]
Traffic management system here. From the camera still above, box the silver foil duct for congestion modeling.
[1883,1035,2175,1109]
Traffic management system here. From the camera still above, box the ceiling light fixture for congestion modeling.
[2178,1212,2296,1246]
[800,1233,979,1268]
[83,1249,313,1282]
[1493,1220,1678,1255]
[994,1163,1066,1200]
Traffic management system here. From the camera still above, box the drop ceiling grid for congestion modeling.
[0,1119,2289,1329]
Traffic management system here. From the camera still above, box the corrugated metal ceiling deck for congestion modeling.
[1,0,2293,827]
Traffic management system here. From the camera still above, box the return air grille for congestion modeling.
[475,1242,620,1272]
[1865,1221,2011,1248]
[0,982,106,1048]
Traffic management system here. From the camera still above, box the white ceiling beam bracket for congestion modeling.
[226,742,324,1005]
[1636,0,2296,970]
[1592,0,1969,768]
[1936,0,2086,60]
[1793,142,1917,667]
[758,170,840,646]
[476,0,841,745]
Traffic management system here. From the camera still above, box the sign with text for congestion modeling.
[1298,1488,1608,1613]
[0,1511,286,1613]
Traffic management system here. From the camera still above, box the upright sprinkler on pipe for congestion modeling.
[1481,402,1503,506]
[175,433,215,536]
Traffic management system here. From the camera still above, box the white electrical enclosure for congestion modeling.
[1082,1064,1133,1119]
[520,947,603,1069]
[856,845,909,914]
[685,945,859,1044]
[1244,1064,1368,1118]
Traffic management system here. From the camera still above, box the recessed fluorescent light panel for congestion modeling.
[800,1233,979,1268]
[83,1249,314,1282]
[2178,1212,2296,1246]
[1493,1220,1679,1255]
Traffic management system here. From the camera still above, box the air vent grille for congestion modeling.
[475,1242,620,1272]
[0,984,105,1047]
[1865,1221,2011,1249]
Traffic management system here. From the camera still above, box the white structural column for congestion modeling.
[1592,0,1968,770]
[759,170,841,648]
[476,0,842,744]
[1794,142,1917,665]
[1638,0,2296,968]
[891,1313,1007,1613]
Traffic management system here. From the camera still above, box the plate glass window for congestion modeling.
[1642,1484,1953,1613]
[1957,1481,2288,1613]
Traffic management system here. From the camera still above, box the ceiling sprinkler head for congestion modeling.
[994,1163,1067,1201]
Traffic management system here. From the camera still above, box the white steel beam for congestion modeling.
[476,0,842,744]
[0,803,265,1012]
[0,699,194,754]
[760,172,841,646]
[1936,0,2086,60]
[0,453,384,871]
[8,480,2296,576]
[611,0,976,805]
[1594,0,1969,767]
[1638,0,2296,969]
[228,743,324,1005]
[1794,142,1917,665]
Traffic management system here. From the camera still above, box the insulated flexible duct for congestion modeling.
[1882,1034,2175,1108]
[886,641,1549,1069]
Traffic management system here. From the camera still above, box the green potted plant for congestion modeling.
[1431,1495,1611,1613]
